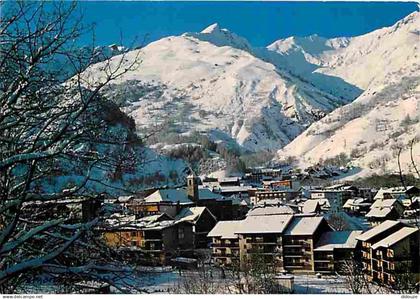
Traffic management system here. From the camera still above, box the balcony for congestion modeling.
[245,237,279,245]
[284,263,305,268]
[314,258,334,263]
[212,242,239,248]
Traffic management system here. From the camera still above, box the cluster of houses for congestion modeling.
[96,168,419,289]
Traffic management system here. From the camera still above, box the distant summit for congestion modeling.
[184,23,253,52]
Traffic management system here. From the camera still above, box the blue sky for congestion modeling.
[78,1,419,47]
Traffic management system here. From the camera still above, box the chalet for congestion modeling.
[102,213,194,265]
[301,199,325,214]
[207,220,243,267]
[374,186,420,201]
[325,184,359,197]
[366,199,405,226]
[370,227,419,287]
[247,204,295,217]
[343,198,372,215]
[310,189,352,213]
[356,220,406,281]
[175,207,217,248]
[140,189,193,217]
[314,230,362,274]
[282,215,332,273]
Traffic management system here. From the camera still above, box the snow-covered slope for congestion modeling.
[268,11,419,90]
[85,24,355,152]
[277,11,420,176]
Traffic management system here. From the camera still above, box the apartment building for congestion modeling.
[356,220,406,281]
[369,227,419,286]
[366,199,405,226]
[236,214,293,271]
[282,215,332,273]
[310,189,352,213]
[207,220,243,267]
[313,230,362,274]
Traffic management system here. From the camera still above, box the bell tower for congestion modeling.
[187,173,199,202]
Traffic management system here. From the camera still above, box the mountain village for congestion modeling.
[73,166,419,293]
[1,1,419,295]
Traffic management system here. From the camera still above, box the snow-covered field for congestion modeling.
[293,274,349,294]
[19,265,404,295]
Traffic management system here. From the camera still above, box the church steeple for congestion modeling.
[187,173,199,203]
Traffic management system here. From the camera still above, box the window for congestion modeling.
[131,240,137,247]
[131,231,137,237]
[387,249,394,258]
[178,227,185,239]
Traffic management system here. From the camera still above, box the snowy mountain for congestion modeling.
[85,24,357,152]
[277,11,420,177]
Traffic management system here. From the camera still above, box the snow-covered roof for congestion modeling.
[207,220,244,239]
[373,187,417,200]
[343,198,370,208]
[311,189,349,194]
[365,206,394,218]
[218,186,252,193]
[198,187,224,200]
[218,177,241,183]
[22,198,88,207]
[283,215,325,236]
[175,206,216,223]
[230,195,250,206]
[314,230,363,251]
[235,214,294,234]
[302,200,320,213]
[144,189,192,204]
[247,205,295,216]
[144,187,223,204]
[371,227,418,250]
[371,198,399,209]
[256,199,285,206]
[104,213,178,231]
[356,220,400,241]
[140,213,173,223]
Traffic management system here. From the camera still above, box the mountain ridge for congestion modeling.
[276,11,420,177]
